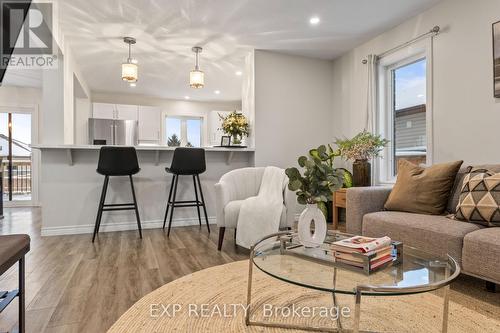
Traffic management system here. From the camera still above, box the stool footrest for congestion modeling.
[103,203,136,207]
[167,200,204,208]
[0,289,19,313]
[102,207,135,211]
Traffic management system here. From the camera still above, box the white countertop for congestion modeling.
[31,144,255,152]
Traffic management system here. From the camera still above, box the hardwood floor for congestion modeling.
[0,208,247,333]
[1,208,498,333]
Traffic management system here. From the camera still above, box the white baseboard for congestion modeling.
[41,216,216,236]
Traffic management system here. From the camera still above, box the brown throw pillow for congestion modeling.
[454,168,500,227]
[384,160,463,215]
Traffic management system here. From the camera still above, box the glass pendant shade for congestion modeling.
[122,61,138,82]
[190,69,204,88]
[190,46,204,88]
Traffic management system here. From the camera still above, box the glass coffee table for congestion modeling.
[246,230,460,333]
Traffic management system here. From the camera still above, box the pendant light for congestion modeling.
[190,46,204,89]
[122,37,138,83]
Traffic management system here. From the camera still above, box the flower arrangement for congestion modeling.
[334,130,388,161]
[219,111,250,144]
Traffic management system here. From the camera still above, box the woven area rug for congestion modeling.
[108,260,499,332]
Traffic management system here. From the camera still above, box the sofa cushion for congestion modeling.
[362,211,483,264]
[384,160,463,215]
[447,164,500,214]
[462,228,500,283]
[454,168,500,226]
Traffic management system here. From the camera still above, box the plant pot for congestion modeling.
[352,159,371,187]
[297,204,327,248]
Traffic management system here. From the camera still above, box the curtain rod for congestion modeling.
[362,26,440,64]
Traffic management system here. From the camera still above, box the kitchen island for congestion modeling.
[32,145,255,236]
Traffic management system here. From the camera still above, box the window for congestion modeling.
[378,51,430,183]
[164,116,203,147]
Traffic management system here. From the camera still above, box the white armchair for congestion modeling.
[214,167,296,250]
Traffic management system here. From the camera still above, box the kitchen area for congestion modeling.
[33,100,255,236]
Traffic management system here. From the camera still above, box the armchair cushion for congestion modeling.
[215,167,295,230]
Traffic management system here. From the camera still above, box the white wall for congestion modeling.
[41,55,65,144]
[254,50,334,168]
[241,51,255,148]
[0,86,42,106]
[331,0,500,165]
[91,92,241,146]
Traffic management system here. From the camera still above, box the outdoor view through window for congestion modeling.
[392,58,427,174]
[165,116,202,147]
[0,112,32,202]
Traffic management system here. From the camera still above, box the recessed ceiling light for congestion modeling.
[129,82,136,87]
[184,96,190,100]
[235,71,242,76]
[214,90,221,95]
[309,16,320,25]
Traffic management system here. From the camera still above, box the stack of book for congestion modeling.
[331,236,393,271]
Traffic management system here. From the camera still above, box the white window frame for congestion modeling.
[375,39,434,184]
[162,113,205,147]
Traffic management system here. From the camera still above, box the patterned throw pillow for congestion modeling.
[455,167,500,226]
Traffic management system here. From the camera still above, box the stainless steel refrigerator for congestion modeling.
[88,118,138,145]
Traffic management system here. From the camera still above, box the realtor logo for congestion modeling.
[1,0,56,69]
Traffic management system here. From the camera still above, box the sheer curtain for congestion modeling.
[365,54,378,132]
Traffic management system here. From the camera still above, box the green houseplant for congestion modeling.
[335,130,388,186]
[219,111,250,145]
[285,145,344,247]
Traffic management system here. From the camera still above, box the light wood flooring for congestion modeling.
[0,207,498,333]
[0,208,246,333]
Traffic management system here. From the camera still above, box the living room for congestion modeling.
[0,0,498,332]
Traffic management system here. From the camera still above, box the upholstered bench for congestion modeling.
[0,234,30,333]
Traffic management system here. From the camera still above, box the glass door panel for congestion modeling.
[0,112,32,202]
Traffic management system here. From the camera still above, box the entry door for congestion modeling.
[0,111,33,203]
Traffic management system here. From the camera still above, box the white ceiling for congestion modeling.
[54,0,441,101]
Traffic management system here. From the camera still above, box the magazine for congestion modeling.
[334,246,392,262]
[331,236,392,253]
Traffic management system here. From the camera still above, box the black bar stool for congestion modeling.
[92,146,142,242]
[163,148,210,236]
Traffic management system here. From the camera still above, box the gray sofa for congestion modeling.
[346,165,500,286]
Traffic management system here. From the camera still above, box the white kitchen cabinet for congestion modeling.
[115,104,138,121]
[92,103,115,119]
[92,103,138,120]
[138,106,161,142]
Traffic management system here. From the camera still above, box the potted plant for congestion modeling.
[335,130,388,186]
[309,145,353,222]
[219,111,250,145]
[286,145,344,247]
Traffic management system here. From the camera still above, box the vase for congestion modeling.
[297,204,327,248]
[231,134,241,145]
[352,159,371,187]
